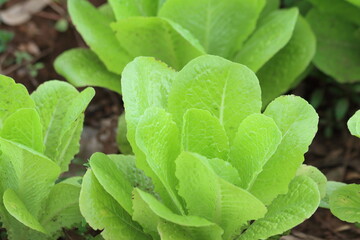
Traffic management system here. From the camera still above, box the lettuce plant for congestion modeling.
[55,0,315,105]
[322,110,360,223]
[304,0,360,83]
[0,75,94,239]
[79,55,324,240]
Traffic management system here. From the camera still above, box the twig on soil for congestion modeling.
[49,2,66,16]
[34,11,61,20]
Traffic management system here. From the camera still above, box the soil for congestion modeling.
[1,0,360,239]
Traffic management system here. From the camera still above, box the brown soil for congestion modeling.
[1,0,360,239]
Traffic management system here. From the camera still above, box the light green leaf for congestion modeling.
[98,3,116,20]
[39,178,82,238]
[116,113,133,154]
[111,17,204,70]
[1,108,44,153]
[257,16,316,105]
[121,57,176,151]
[136,108,184,214]
[347,0,360,7]
[320,181,346,209]
[348,110,360,137]
[296,164,327,199]
[182,108,229,160]
[79,170,151,240]
[250,96,318,204]
[176,152,267,240]
[258,0,280,19]
[108,0,158,20]
[229,113,282,190]
[159,0,265,58]
[132,188,223,240]
[306,9,360,83]
[0,212,30,240]
[54,118,84,172]
[52,83,94,171]
[0,75,35,128]
[90,153,134,214]
[207,158,241,186]
[239,176,320,240]
[158,221,213,240]
[0,138,60,234]
[54,48,121,93]
[68,0,131,74]
[329,184,360,223]
[108,154,156,195]
[90,153,156,226]
[307,0,360,25]
[3,189,46,234]
[31,81,77,159]
[235,8,298,72]
[168,55,261,143]
[31,81,94,172]
[158,0,166,9]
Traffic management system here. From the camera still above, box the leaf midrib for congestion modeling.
[219,67,231,125]
[42,100,62,150]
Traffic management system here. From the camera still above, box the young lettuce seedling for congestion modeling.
[323,110,360,223]
[80,55,325,240]
[55,0,315,105]
[0,75,94,239]
[304,0,360,83]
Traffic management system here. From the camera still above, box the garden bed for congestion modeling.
[1,0,360,239]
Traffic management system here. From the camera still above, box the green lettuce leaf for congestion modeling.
[250,95,318,204]
[108,0,158,20]
[239,176,320,240]
[39,178,82,238]
[306,9,360,83]
[54,48,121,93]
[0,75,35,128]
[79,170,151,240]
[348,110,360,137]
[306,0,360,25]
[108,154,155,195]
[320,181,346,208]
[132,188,224,240]
[121,57,176,151]
[235,8,298,72]
[258,0,280,20]
[98,3,116,20]
[257,16,316,105]
[168,55,261,143]
[207,158,241,186]
[136,108,184,214]
[176,152,266,240]
[296,164,327,199]
[347,0,360,7]
[31,81,94,172]
[68,0,132,74]
[89,153,134,214]
[0,108,44,153]
[182,108,229,160]
[111,17,204,70]
[229,113,282,190]
[116,113,133,154]
[87,153,156,216]
[0,138,60,218]
[0,138,60,238]
[329,184,360,223]
[159,0,265,58]
[3,189,46,234]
